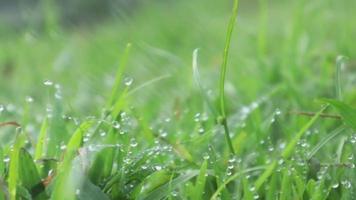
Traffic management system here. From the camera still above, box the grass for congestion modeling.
[0,0,356,199]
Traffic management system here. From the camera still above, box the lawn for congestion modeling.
[0,0,355,199]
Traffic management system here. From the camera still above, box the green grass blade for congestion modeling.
[140,171,199,200]
[51,121,94,200]
[307,125,346,160]
[192,49,218,117]
[35,118,48,161]
[107,43,132,109]
[210,166,265,200]
[254,106,327,190]
[8,128,25,200]
[19,148,47,199]
[218,0,239,155]
[192,160,208,200]
[322,99,356,130]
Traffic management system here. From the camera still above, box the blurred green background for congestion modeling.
[1,0,355,126]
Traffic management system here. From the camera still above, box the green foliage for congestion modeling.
[0,0,355,199]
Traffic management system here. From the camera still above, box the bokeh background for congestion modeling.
[1,0,355,134]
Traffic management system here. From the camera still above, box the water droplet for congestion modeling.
[124,77,134,86]
[171,191,178,197]
[130,139,138,148]
[154,165,162,171]
[203,154,210,160]
[278,159,284,165]
[3,157,10,163]
[249,186,256,192]
[75,189,81,195]
[350,134,356,144]
[332,182,339,189]
[113,121,121,129]
[26,96,34,103]
[275,109,282,115]
[194,113,201,122]
[0,105,4,113]
[60,144,67,150]
[100,131,106,137]
[43,80,53,86]
[341,180,351,189]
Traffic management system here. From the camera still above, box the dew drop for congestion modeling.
[43,80,53,86]
[154,165,162,171]
[3,157,10,163]
[26,96,34,103]
[130,139,138,148]
[331,182,339,189]
[124,77,134,86]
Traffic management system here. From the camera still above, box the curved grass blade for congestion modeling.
[192,49,218,117]
[254,106,327,190]
[307,125,346,160]
[8,128,25,200]
[107,43,132,109]
[321,99,356,130]
[51,121,93,200]
[35,118,48,162]
[140,170,199,200]
[19,148,47,199]
[191,160,208,200]
[210,166,265,200]
[218,0,240,155]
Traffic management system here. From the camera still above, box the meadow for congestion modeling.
[0,0,355,199]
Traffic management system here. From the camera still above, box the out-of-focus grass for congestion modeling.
[0,0,356,199]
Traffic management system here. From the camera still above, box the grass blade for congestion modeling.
[192,49,218,117]
[254,106,327,190]
[218,0,240,155]
[307,125,346,160]
[322,99,356,130]
[35,118,48,161]
[107,43,132,109]
[8,128,25,200]
[192,160,208,200]
[51,121,93,200]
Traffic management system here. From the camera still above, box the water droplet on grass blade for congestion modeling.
[43,80,53,86]
[26,96,34,103]
[124,77,134,86]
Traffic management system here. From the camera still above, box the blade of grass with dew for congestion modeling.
[280,168,292,200]
[254,106,327,190]
[18,148,47,199]
[140,170,199,200]
[34,118,48,162]
[321,99,356,130]
[107,43,132,109]
[191,160,208,200]
[8,128,25,200]
[88,129,117,185]
[51,121,93,200]
[192,49,218,117]
[307,125,346,160]
[218,0,239,155]
[210,166,265,200]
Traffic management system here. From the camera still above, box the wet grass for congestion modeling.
[0,0,356,199]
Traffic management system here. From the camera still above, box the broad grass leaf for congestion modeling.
[19,148,47,200]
